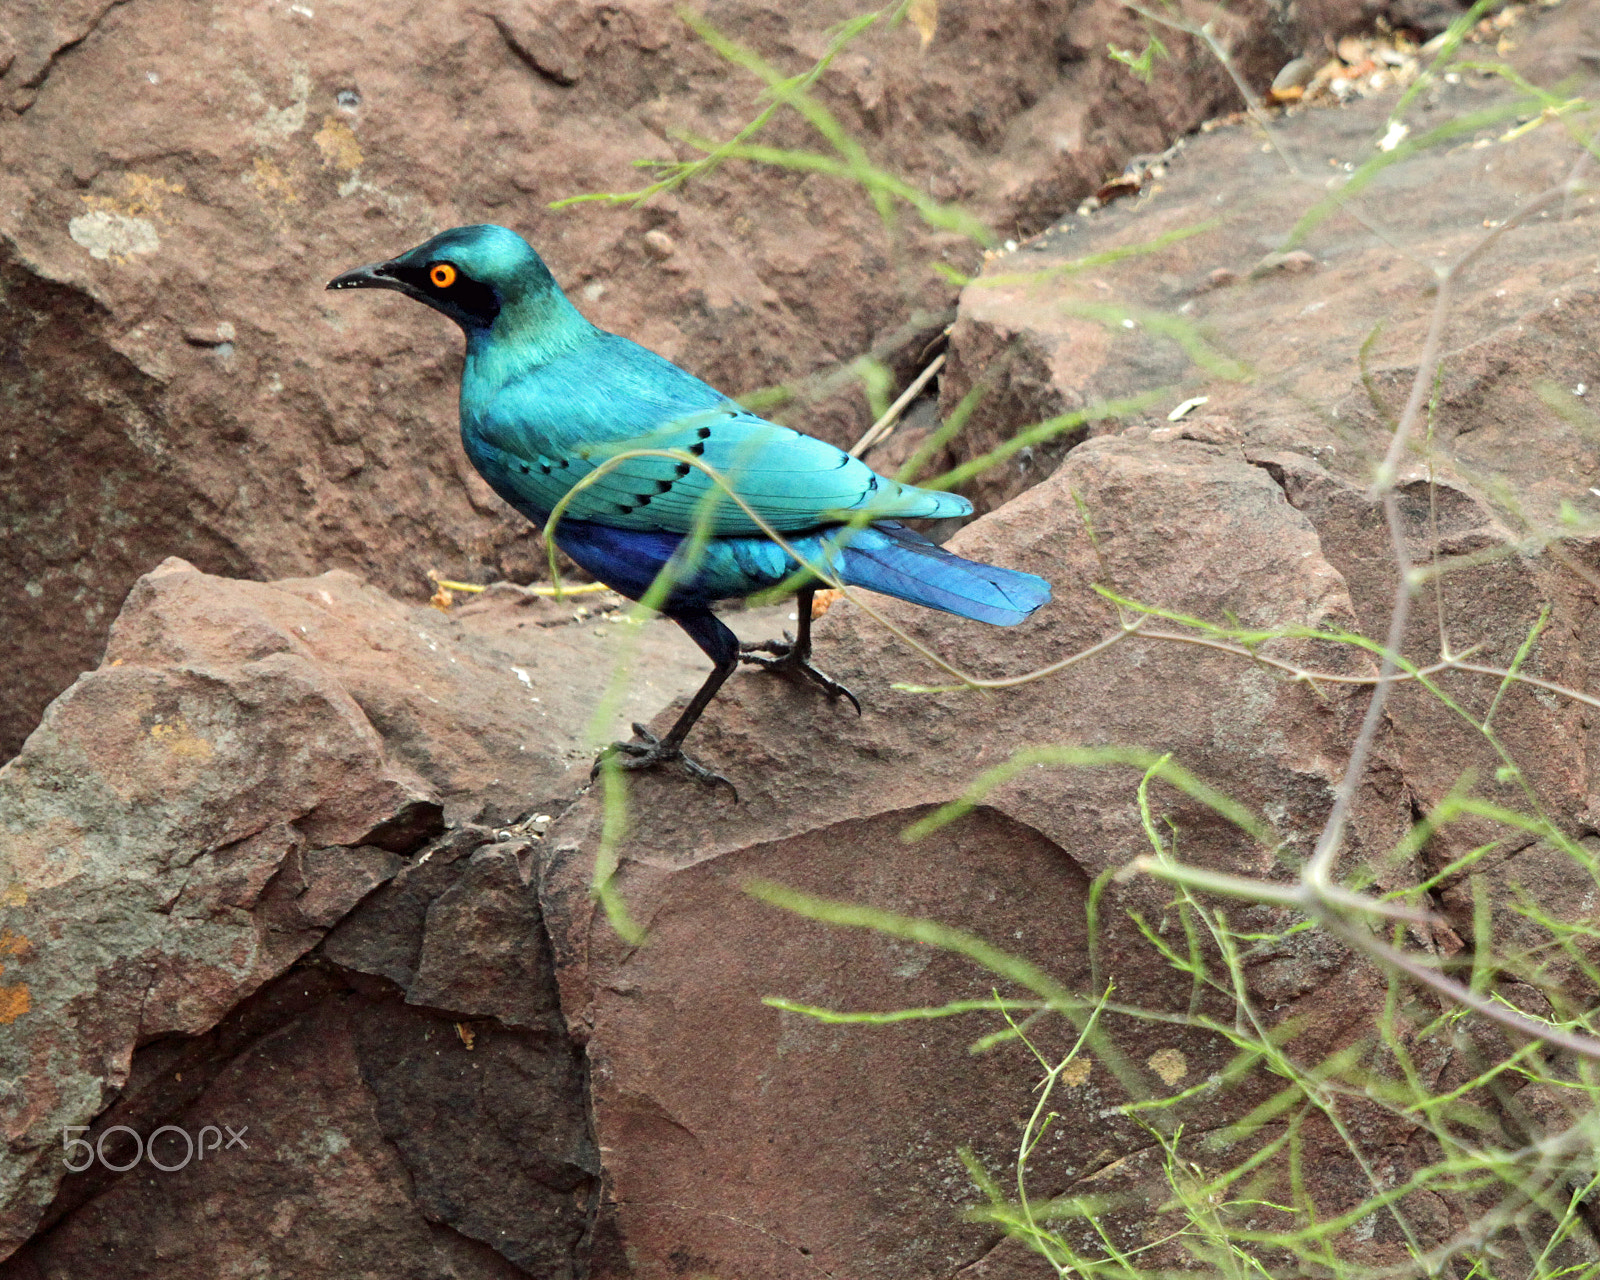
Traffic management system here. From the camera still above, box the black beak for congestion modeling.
[326,260,409,292]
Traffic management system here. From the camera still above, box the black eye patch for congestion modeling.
[440,274,501,326]
[387,262,501,328]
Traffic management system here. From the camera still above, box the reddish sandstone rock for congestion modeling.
[0,547,814,1269]
[0,552,727,1263]
[937,5,1600,519]
[542,418,1600,1274]
[931,0,1600,867]
[0,558,437,1257]
[99,559,725,827]
[19,1,1595,1274]
[7,828,597,1280]
[527,9,1600,1271]
[537,435,1424,1276]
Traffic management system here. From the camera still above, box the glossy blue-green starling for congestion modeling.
[329,224,1050,791]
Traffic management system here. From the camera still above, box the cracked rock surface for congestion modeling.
[0,556,723,1268]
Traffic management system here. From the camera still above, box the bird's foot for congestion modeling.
[591,724,738,799]
[739,635,862,715]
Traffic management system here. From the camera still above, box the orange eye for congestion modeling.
[429,263,457,288]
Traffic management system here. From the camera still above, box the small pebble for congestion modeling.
[1271,56,1316,94]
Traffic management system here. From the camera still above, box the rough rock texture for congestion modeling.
[539,457,1600,1271]
[0,557,436,1257]
[0,554,738,1266]
[932,0,1600,868]
[96,557,751,827]
[5,826,598,1280]
[938,1,1600,518]
[9,2,1597,1276]
[539,436,1430,1276]
[1,0,1401,762]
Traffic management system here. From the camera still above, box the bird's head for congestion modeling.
[327,224,561,334]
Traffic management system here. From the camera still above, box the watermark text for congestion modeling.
[63,1123,248,1173]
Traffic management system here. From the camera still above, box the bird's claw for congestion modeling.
[739,635,862,715]
[591,724,738,799]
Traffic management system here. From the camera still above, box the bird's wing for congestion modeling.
[474,337,971,536]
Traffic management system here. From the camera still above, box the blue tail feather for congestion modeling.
[834,522,1050,626]
[551,515,1050,625]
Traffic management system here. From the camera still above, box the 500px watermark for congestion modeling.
[62,1124,248,1173]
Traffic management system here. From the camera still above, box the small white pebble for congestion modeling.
[511,666,532,686]
[1576,383,1588,396]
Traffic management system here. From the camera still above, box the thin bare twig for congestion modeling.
[1306,161,1591,892]
[851,352,947,457]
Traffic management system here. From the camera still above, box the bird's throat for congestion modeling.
[468,286,597,387]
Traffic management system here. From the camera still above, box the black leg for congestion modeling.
[592,609,740,797]
[739,586,861,714]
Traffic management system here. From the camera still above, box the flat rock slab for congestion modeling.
[939,0,1600,519]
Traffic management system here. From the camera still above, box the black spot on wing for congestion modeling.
[674,463,692,477]
[654,479,675,493]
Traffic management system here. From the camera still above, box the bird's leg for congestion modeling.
[739,586,861,715]
[592,610,740,797]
